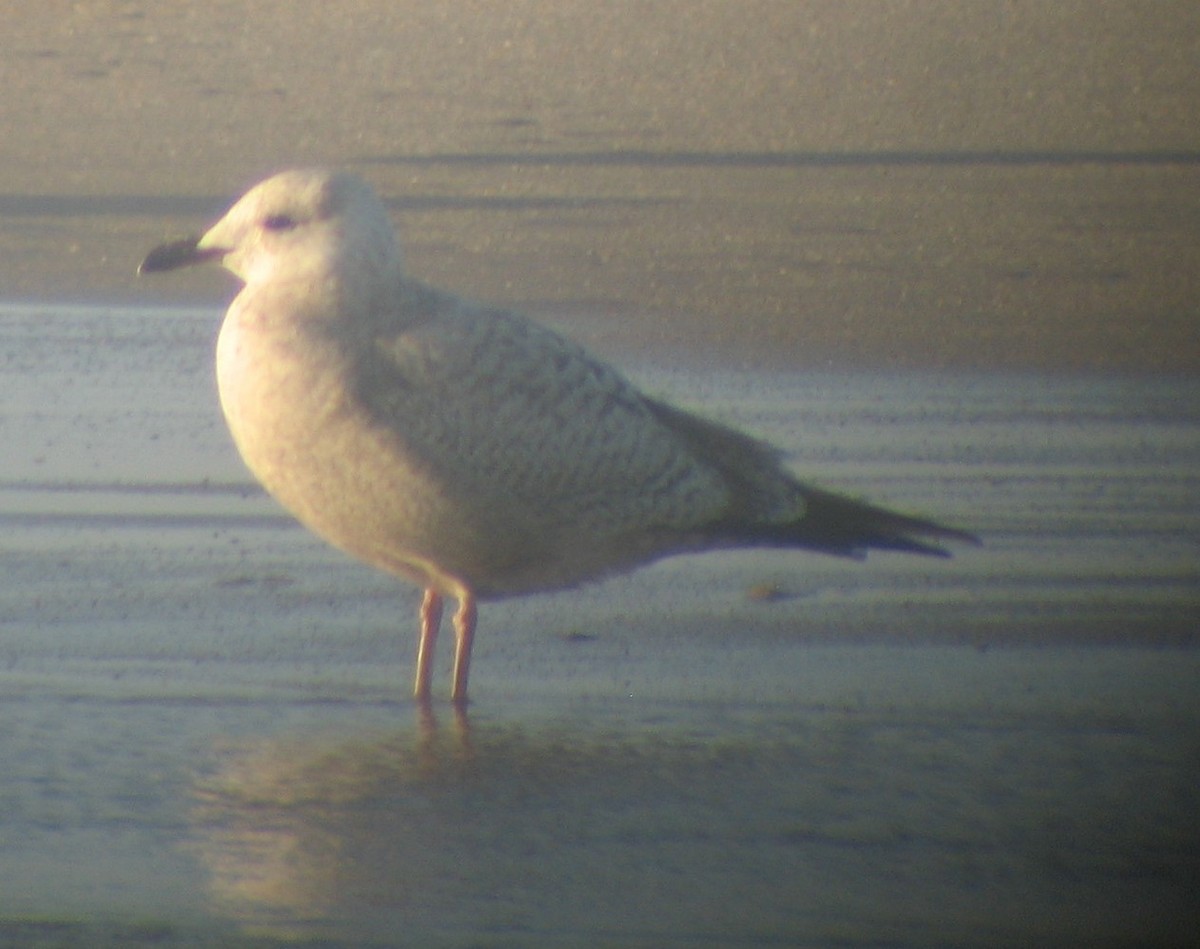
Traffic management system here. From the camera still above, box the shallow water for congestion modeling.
[0,304,1197,946]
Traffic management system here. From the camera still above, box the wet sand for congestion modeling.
[1,2,1198,371]
[1,305,1198,944]
[1,4,1198,944]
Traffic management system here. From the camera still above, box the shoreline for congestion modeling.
[3,304,1197,652]
[1,3,1197,373]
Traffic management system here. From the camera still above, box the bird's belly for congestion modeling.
[212,320,700,600]
[215,323,480,592]
[220,365,668,598]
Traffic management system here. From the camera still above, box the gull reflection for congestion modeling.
[185,707,801,942]
[188,708,477,936]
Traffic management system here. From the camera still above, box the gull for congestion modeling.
[140,168,975,705]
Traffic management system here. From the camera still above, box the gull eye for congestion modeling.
[262,213,298,232]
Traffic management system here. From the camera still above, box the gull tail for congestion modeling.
[758,485,980,559]
[641,396,977,558]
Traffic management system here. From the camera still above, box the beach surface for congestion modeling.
[1,1,1198,370]
[1,305,1198,945]
[1,4,1198,945]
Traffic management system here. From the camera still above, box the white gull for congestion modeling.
[140,168,975,705]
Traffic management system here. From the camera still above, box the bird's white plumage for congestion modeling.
[141,168,971,702]
[199,170,806,600]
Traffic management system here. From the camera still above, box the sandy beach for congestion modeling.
[1,4,1198,946]
[1,304,1198,945]
[1,1,1198,370]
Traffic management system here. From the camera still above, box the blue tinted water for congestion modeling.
[0,304,1197,946]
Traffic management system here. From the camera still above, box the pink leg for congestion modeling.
[450,593,477,706]
[414,588,443,702]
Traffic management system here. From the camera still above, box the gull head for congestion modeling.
[139,169,402,289]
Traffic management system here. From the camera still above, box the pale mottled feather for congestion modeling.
[140,168,975,700]
[355,284,749,534]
